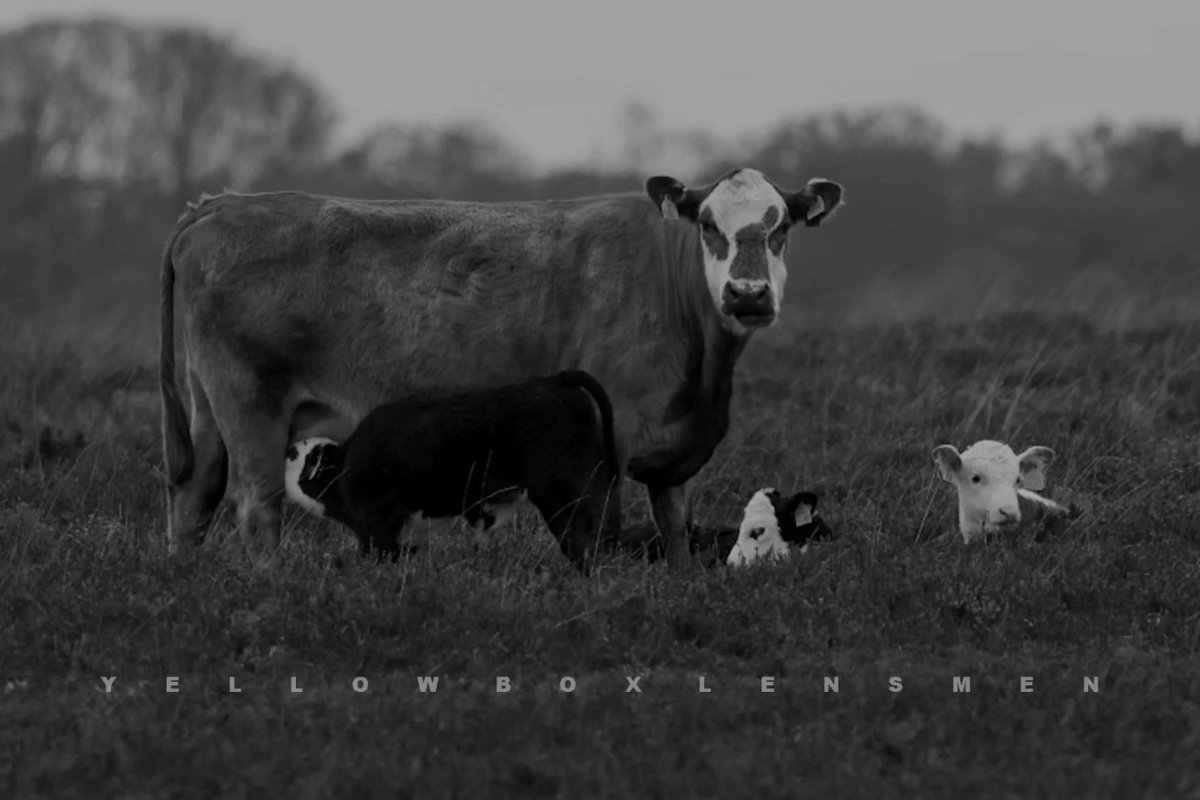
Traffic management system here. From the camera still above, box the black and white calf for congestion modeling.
[284,370,623,572]
[623,487,833,567]
[723,488,834,566]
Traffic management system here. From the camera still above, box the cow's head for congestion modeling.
[647,168,843,334]
[932,440,1056,543]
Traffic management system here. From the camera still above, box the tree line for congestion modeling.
[2,17,1198,334]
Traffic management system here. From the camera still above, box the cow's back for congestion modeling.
[170,190,666,439]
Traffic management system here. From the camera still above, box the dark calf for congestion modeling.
[284,370,623,572]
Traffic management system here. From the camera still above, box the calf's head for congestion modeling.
[727,488,790,566]
[284,437,342,517]
[647,168,843,334]
[780,490,832,550]
[931,440,1056,543]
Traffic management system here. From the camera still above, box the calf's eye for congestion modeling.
[971,475,982,484]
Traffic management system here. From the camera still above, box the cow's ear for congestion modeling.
[784,178,844,227]
[1017,446,1055,491]
[932,445,962,483]
[646,176,711,222]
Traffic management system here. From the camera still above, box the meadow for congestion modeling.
[2,309,1199,799]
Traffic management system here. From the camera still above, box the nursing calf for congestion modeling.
[284,370,623,571]
[932,439,1070,543]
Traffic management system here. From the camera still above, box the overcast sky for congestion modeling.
[3,0,1198,170]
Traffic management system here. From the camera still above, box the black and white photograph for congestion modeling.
[1,0,1198,796]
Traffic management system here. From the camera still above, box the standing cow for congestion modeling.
[159,167,844,569]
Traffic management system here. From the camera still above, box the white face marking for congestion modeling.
[283,437,339,518]
[698,169,789,333]
[933,440,1055,543]
[726,488,791,567]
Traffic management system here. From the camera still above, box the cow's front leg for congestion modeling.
[647,483,693,570]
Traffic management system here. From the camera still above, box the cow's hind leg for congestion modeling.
[647,483,693,570]
[167,372,229,554]
[216,397,290,569]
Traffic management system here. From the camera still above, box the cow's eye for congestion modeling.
[700,220,720,236]
[971,475,982,484]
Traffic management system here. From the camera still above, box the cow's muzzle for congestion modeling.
[721,281,776,327]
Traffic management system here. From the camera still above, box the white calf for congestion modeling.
[931,439,1065,543]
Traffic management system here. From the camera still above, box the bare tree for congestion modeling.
[341,120,528,195]
[0,18,337,202]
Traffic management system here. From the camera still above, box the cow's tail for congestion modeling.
[159,197,215,487]
[553,370,623,485]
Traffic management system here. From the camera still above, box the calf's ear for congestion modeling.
[931,445,962,483]
[784,491,820,525]
[1017,446,1056,491]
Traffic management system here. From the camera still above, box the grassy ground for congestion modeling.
[2,311,1199,799]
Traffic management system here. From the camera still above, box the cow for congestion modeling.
[158,167,845,569]
[280,370,622,571]
[931,440,1069,543]
[622,487,833,567]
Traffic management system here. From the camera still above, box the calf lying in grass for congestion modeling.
[724,488,834,566]
[622,488,834,567]
[931,439,1073,543]
[284,370,623,572]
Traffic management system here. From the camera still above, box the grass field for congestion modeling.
[2,310,1199,798]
